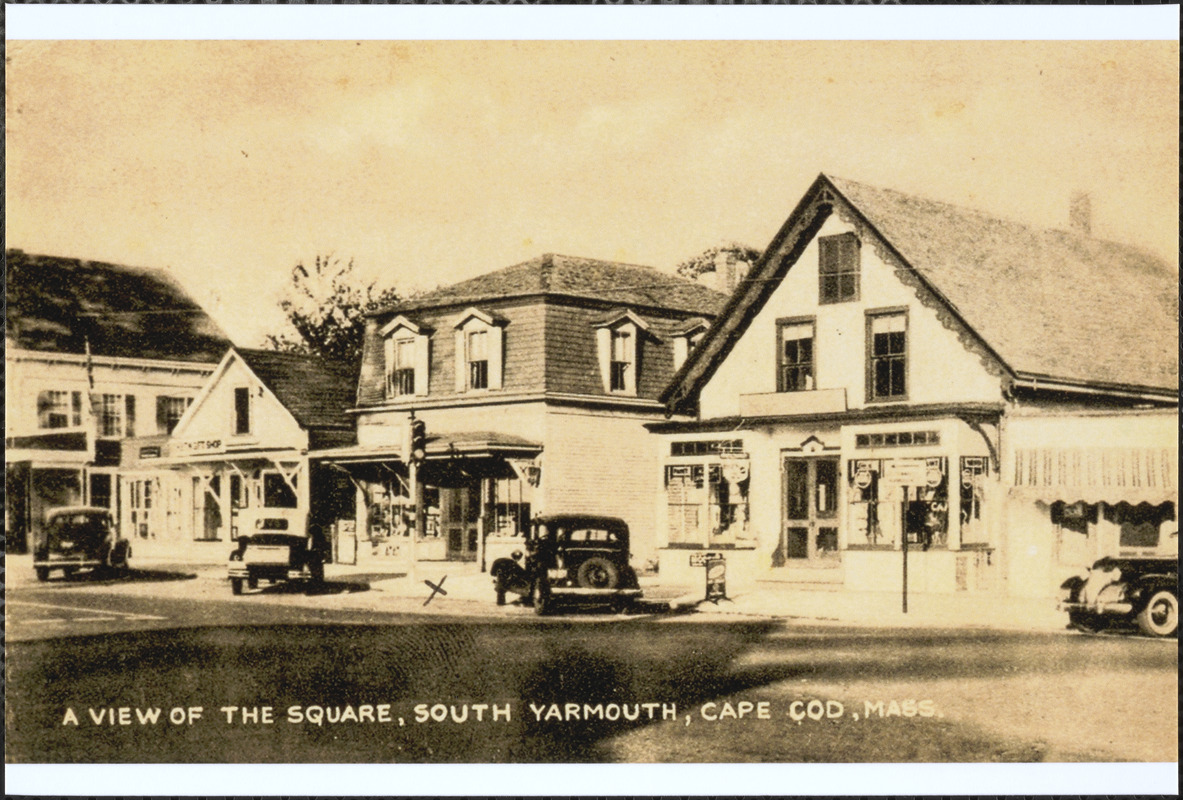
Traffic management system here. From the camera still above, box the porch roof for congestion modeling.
[646,401,1004,434]
[311,430,542,464]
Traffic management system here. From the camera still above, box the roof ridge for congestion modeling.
[824,173,1171,261]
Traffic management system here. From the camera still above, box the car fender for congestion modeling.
[1126,573,1178,605]
[491,558,527,583]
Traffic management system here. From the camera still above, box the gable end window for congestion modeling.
[819,232,860,304]
[866,311,908,401]
[156,395,192,435]
[234,386,251,435]
[777,319,815,392]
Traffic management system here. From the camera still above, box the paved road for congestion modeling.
[6,565,1177,764]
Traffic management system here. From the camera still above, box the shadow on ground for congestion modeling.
[9,617,1172,764]
[39,567,198,587]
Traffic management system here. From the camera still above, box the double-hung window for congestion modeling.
[98,394,135,438]
[610,330,632,392]
[156,396,191,434]
[467,329,489,390]
[819,232,860,304]
[37,390,83,429]
[867,311,908,401]
[777,320,815,392]
[387,338,416,397]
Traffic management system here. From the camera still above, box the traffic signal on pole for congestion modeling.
[410,419,427,463]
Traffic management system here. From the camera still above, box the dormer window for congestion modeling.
[594,309,649,396]
[819,232,860,304]
[387,337,416,396]
[672,318,709,371]
[610,330,631,391]
[380,315,432,400]
[467,329,489,390]
[453,308,505,393]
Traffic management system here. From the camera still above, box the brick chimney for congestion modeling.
[1069,191,1091,236]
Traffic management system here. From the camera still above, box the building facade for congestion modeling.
[653,175,1177,600]
[5,251,229,553]
[122,348,357,560]
[317,253,725,568]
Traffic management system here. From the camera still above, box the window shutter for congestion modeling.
[384,337,395,397]
[72,392,83,427]
[156,396,170,434]
[673,337,689,371]
[488,325,504,390]
[454,328,467,393]
[125,395,136,438]
[414,333,431,396]
[595,327,612,392]
[626,325,638,395]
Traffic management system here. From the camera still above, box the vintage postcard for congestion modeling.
[4,4,1178,796]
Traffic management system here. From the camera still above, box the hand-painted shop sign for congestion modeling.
[175,438,223,455]
[138,446,162,459]
[689,551,724,567]
[883,459,928,486]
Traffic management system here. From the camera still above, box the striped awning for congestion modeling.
[1010,447,1177,505]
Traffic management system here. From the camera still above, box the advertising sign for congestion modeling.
[883,458,928,486]
[704,555,727,603]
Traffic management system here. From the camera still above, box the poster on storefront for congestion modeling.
[4,5,1177,798]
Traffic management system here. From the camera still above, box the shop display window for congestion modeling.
[848,457,948,549]
[665,461,751,546]
[959,456,989,546]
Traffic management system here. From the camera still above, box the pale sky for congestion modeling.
[6,39,1178,347]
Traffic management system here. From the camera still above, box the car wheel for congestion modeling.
[576,557,620,590]
[109,543,130,575]
[231,578,244,596]
[1068,611,1102,634]
[35,567,50,582]
[1136,590,1178,637]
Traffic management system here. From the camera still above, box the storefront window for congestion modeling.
[666,462,750,546]
[491,477,531,537]
[848,457,947,549]
[1107,502,1176,554]
[959,456,989,546]
[263,473,298,508]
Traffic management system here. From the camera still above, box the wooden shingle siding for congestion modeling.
[544,304,604,396]
[356,318,386,406]
[542,409,662,560]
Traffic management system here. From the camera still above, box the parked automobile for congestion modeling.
[228,516,326,595]
[1059,530,1178,637]
[34,506,130,581]
[490,514,642,615]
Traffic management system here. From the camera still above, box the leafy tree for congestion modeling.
[265,255,401,367]
[675,242,762,282]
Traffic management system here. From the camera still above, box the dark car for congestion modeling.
[1060,531,1178,637]
[227,518,326,595]
[34,506,130,581]
[490,514,642,615]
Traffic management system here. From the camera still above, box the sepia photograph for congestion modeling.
[4,4,1178,795]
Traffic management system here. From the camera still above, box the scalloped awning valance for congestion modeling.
[1009,447,1177,505]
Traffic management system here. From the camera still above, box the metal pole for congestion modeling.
[408,458,421,582]
[901,500,909,614]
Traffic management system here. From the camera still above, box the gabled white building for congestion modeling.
[652,175,1177,601]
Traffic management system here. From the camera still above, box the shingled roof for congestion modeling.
[236,348,356,431]
[5,250,231,362]
[826,176,1178,391]
[380,253,726,317]
[664,174,1177,408]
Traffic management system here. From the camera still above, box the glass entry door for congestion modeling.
[780,456,840,564]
